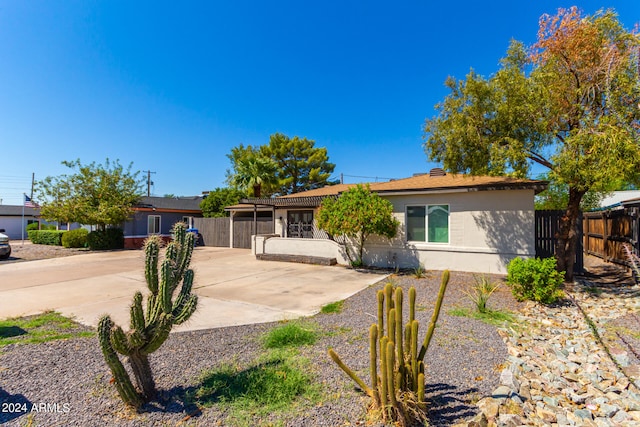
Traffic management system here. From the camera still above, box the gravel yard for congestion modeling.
[0,267,517,426]
[3,241,91,262]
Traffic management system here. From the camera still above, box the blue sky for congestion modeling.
[0,1,638,203]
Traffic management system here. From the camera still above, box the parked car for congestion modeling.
[0,229,11,259]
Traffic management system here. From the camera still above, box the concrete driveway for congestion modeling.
[0,247,385,331]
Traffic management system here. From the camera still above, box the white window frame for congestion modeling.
[405,204,450,244]
[148,215,161,235]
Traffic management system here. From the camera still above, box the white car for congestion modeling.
[0,229,11,259]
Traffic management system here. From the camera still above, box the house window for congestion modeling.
[287,210,314,238]
[148,215,161,235]
[406,205,449,243]
[182,216,193,228]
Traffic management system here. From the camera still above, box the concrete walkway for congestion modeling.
[0,247,385,331]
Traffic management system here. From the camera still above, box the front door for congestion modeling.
[287,210,313,238]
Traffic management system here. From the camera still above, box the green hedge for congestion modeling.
[62,228,89,248]
[87,228,124,250]
[28,230,66,246]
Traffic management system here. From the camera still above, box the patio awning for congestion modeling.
[238,195,337,208]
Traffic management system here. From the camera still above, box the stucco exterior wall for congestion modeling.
[258,188,535,274]
[361,189,535,273]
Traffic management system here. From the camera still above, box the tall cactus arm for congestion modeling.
[110,324,133,356]
[418,270,449,361]
[172,269,194,311]
[159,260,174,314]
[377,290,384,340]
[144,237,160,294]
[128,329,146,349]
[394,287,404,379]
[409,287,416,324]
[388,308,396,345]
[166,241,178,264]
[369,324,380,408]
[411,320,419,388]
[173,294,198,325]
[328,348,372,397]
[98,316,143,408]
[141,313,174,354]
[131,292,146,332]
[174,232,194,285]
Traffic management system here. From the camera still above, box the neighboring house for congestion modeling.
[123,196,204,248]
[0,205,40,239]
[229,169,546,274]
[596,190,640,210]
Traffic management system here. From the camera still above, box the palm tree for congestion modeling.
[230,154,278,198]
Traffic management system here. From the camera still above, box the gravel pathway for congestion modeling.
[0,270,516,426]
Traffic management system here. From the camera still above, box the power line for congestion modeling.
[338,173,397,183]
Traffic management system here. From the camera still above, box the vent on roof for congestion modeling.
[429,168,446,177]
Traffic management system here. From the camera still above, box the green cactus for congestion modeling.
[98,222,198,408]
[328,270,450,426]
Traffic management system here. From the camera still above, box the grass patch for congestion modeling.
[0,311,94,349]
[325,326,352,337]
[320,300,344,314]
[190,350,321,426]
[262,321,317,349]
[448,307,516,326]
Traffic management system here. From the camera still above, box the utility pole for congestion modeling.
[31,172,35,200]
[144,170,156,197]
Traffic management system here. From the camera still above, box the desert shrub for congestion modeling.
[61,228,89,248]
[27,230,65,246]
[507,257,564,304]
[465,274,500,313]
[87,228,124,250]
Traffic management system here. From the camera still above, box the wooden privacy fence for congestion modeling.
[193,216,274,249]
[583,208,640,268]
[193,217,230,247]
[232,216,274,249]
[535,210,583,273]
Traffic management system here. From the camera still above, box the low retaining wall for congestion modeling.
[253,235,530,273]
[254,236,349,265]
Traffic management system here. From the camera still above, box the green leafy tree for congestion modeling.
[36,159,144,230]
[317,184,399,266]
[534,173,606,211]
[423,7,640,280]
[200,187,247,217]
[260,133,338,195]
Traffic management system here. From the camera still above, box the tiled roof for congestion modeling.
[370,173,546,193]
[231,173,546,209]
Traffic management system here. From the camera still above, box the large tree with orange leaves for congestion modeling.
[424,7,640,280]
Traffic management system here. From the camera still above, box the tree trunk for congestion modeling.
[555,187,585,282]
[128,352,156,402]
[253,184,261,198]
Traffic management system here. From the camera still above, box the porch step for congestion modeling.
[256,253,337,266]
